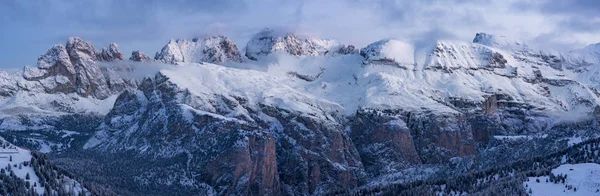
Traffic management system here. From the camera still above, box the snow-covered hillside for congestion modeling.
[525,163,600,195]
[0,137,44,194]
[0,137,88,195]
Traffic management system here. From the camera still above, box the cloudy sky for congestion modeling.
[1,0,599,68]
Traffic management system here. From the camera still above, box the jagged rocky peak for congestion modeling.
[129,50,150,62]
[66,37,98,62]
[23,44,75,80]
[245,28,357,60]
[154,35,243,64]
[97,43,124,61]
[21,37,114,99]
[360,39,415,69]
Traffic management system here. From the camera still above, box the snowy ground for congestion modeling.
[493,134,548,141]
[0,137,44,194]
[525,163,600,196]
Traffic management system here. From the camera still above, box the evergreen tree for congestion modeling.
[25,172,30,180]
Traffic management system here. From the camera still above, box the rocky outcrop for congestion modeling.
[154,35,243,64]
[350,109,478,176]
[65,37,112,98]
[483,95,498,115]
[129,50,150,62]
[335,44,359,55]
[96,43,124,62]
[245,28,356,60]
[0,72,19,97]
[350,111,421,175]
[21,37,127,99]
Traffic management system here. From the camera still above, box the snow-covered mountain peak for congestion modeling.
[252,27,291,39]
[472,33,568,70]
[245,28,357,60]
[17,37,128,99]
[566,42,600,67]
[35,44,73,71]
[65,37,98,62]
[360,39,416,69]
[97,43,124,62]
[154,35,243,64]
[129,50,150,62]
[473,32,525,49]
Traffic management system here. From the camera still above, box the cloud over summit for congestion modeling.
[0,0,599,67]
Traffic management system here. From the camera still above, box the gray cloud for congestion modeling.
[0,0,599,68]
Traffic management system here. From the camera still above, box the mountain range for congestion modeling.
[1,28,600,195]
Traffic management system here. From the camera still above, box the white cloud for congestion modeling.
[0,0,599,67]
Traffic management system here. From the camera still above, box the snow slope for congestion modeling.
[154,36,243,64]
[0,137,44,194]
[113,35,600,127]
[525,163,600,196]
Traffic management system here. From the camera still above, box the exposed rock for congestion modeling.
[350,111,421,175]
[0,71,19,97]
[24,45,74,80]
[489,52,508,68]
[22,44,77,94]
[129,50,150,62]
[96,43,124,62]
[87,70,367,195]
[154,35,243,64]
[483,95,498,115]
[334,44,358,55]
[65,37,112,99]
[20,37,125,99]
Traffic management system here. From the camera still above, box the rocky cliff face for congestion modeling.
[154,35,243,64]
[20,37,129,99]
[129,50,150,62]
[96,43,124,62]
[84,65,366,195]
